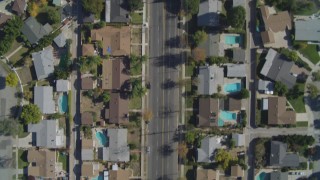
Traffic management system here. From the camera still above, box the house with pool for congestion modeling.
[81,138,95,161]
[34,86,56,114]
[197,136,224,163]
[81,162,103,179]
[56,79,70,114]
[198,65,224,95]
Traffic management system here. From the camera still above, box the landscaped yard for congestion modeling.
[9,46,28,65]
[129,96,142,109]
[185,65,194,77]
[4,40,22,57]
[18,149,28,169]
[299,44,320,64]
[17,67,33,84]
[296,121,308,127]
[131,13,143,24]
[57,152,68,171]
[288,83,306,113]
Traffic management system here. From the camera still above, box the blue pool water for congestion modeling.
[95,131,108,146]
[220,111,237,120]
[58,93,68,113]
[91,175,103,180]
[224,83,241,93]
[225,35,242,45]
[256,172,267,180]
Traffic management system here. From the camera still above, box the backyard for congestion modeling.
[288,83,306,113]
[299,44,320,64]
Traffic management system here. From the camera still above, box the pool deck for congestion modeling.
[220,33,241,49]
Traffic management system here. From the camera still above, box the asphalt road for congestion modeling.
[147,0,181,179]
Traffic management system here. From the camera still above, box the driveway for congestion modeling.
[0,0,14,15]
[0,63,18,120]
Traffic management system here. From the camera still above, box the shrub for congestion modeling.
[6,72,18,87]
[21,104,42,125]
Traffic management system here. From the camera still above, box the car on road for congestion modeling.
[146,146,150,153]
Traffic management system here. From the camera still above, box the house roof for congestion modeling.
[82,139,94,160]
[82,138,94,149]
[21,17,52,44]
[27,149,56,178]
[91,26,130,56]
[231,165,243,177]
[260,6,292,32]
[83,14,95,23]
[34,86,55,114]
[198,33,224,57]
[81,112,94,125]
[105,0,129,23]
[12,0,26,15]
[228,98,242,111]
[32,47,55,80]
[226,63,246,77]
[258,80,274,93]
[233,48,246,63]
[295,19,320,42]
[0,13,12,26]
[233,0,245,7]
[197,136,222,163]
[28,119,65,148]
[52,0,61,6]
[81,77,96,90]
[53,32,67,48]
[198,98,220,127]
[232,133,245,147]
[60,4,72,21]
[109,93,129,124]
[109,169,131,180]
[103,129,130,162]
[81,162,100,177]
[270,141,299,167]
[268,97,296,125]
[270,171,288,180]
[82,44,95,56]
[56,79,70,92]
[102,57,129,90]
[196,169,219,180]
[197,0,222,27]
[261,49,296,88]
[261,30,275,45]
[198,65,224,95]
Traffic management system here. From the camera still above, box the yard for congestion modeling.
[296,121,308,127]
[129,96,142,109]
[8,46,29,66]
[80,94,104,122]
[131,45,142,56]
[57,152,68,171]
[288,83,306,113]
[185,65,194,77]
[299,44,320,64]
[18,149,28,169]
[132,28,142,44]
[17,67,33,85]
[127,112,141,176]
[131,13,143,24]
[4,40,22,57]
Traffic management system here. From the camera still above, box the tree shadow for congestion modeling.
[10,105,20,119]
[153,54,184,69]
[0,76,5,90]
[165,0,180,15]
[161,79,176,89]
[165,36,181,48]
[159,144,174,156]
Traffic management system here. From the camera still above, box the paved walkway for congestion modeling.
[5,45,23,59]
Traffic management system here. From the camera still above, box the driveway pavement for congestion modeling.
[0,0,14,15]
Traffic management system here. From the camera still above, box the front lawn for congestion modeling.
[299,44,320,64]
[129,96,142,109]
[18,149,28,169]
[185,65,194,77]
[296,121,308,127]
[8,46,28,65]
[131,13,143,24]
[288,83,306,113]
[57,152,67,171]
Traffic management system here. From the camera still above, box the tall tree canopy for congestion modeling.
[0,16,23,55]
[185,0,200,15]
[128,0,143,11]
[227,6,246,29]
[20,104,42,125]
[82,0,104,18]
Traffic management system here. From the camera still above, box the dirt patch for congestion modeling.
[17,67,33,84]
[80,93,105,123]
[132,28,142,44]
[131,45,142,56]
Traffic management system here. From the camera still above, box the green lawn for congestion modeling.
[288,83,306,113]
[299,44,320,64]
[9,46,28,65]
[130,63,142,76]
[296,121,308,127]
[129,96,142,109]
[4,40,22,57]
[185,65,194,77]
[131,13,143,24]
[186,96,194,108]
[58,152,67,171]
[18,149,28,169]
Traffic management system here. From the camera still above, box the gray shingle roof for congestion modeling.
[53,33,67,48]
[198,65,224,95]
[21,17,52,44]
[197,136,222,163]
[197,0,222,27]
[199,33,224,57]
[102,129,129,162]
[34,86,55,114]
[270,141,299,167]
[28,119,65,148]
[32,47,55,80]
[226,63,246,77]
[232,133,245,146]
[258,80,274,93]
[233,48,246,63]
[270,171,288,180]
[105,0,129,23]
[56,79,70,92]
[295,19,320,42]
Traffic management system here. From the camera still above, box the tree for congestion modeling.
[185,0,200,15]
[229,139,235,149]
[312,70,320,81]
[288,51,298,62]
[94,21,106,29]
[5,72,18,87]
[101,91,110,103]
[82,126,92,139]
[207,56,229,65]
[54,67,69,79]
[227,6,246,29]
[47,8,60,24]
[215,149,236,170]
[239,88,249,99]
[192,30,208,47]
[28,2,39,17]
[185,131,196,144]
[192,48,206,62]
[20,104,42,125]
[0,119,21,136]
[274,81,288,96]
[23,90,33,101]
[131,78,147,98]
[178,143,188,159]
[0,17,23,56]
[286,84,303,100]
[143,109,153,123]
[81,0,104,18]
[308,84,319,99]
[128,0,143,11]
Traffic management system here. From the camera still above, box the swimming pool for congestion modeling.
[225,35,242,45]
[95,131,108,146]
[224,83,241,93]
[58,93,68,113]
[256,172,267,180]
[220,111,237,120]
[91,175,103,180]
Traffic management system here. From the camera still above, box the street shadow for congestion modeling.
[0,76,5,90]
[165,36,180,48]
[159,144,174,156]
[161,79,176,89]
[165,0,180,15]
[305,97,320,111]
[153,54,184,69]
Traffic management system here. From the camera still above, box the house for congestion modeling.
[82,44,95,56]
[258,80,274,94]
[109,169,131,180]
[269,141,299,167]
[60,4,72,22]
[197,136,222,163]
[21,17,53,44]
[32,47,55,80]
[56,79,70,92]
[295,19,320,42]
[0,13,11,27]
[270,171,288,180]
[198,65,224,95]
[198,33,224,57]
[226,64,246,78]
[259,6,292,48]
[91,26,131,56]
[100,129,130,162]
[196,169,219,180]
[28,119,65,148]
[233,48,246,63]
[82,138,95,161]
[27,149,57,179]
[233,0,246,7]
[81,112,94,126]
[53,32,67,48]
[102,57,129,90]
[267,97,296,125]
[231,165,244,178]
[81,162,101,178]
[198,98,221,127]
[232,133,245,147]
[83,13,95,23]
[197,0,222,27]
[228,97,242,111]
[261,49,296,88]
[107,93,129,124]
[105,0,129,23]
[81,77,97,90]
[34,86,55,114]
[262,98,268,110]
[12,0,26,16]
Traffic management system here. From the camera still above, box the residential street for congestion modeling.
[146,0,181,179]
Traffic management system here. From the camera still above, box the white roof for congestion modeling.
[262,98,269,110]
[226,64,246,77]
[56,79,70,92]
